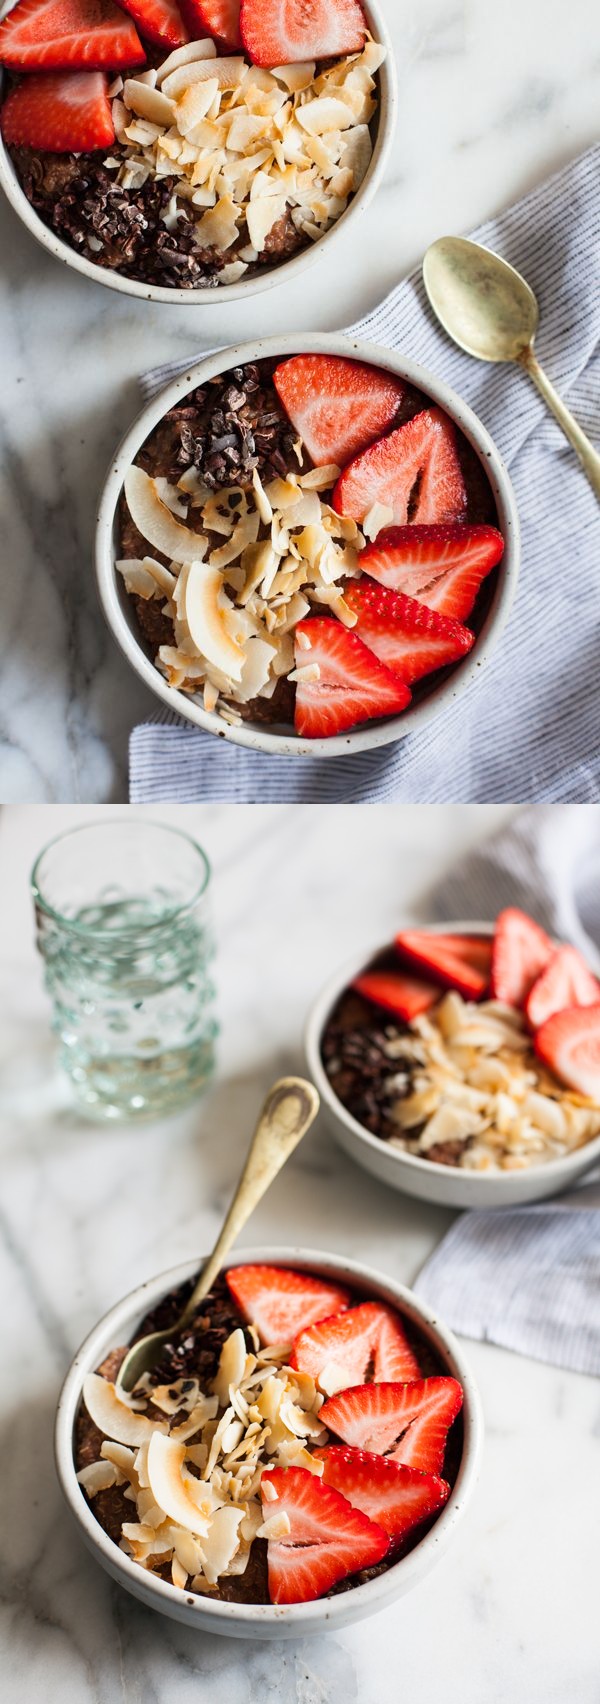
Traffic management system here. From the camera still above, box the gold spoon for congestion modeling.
[422,236,600,500]
[116,1076,320,1393]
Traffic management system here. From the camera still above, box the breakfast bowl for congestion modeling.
[0,0,396,304]
[54,1245,483,1637]
[95,331,519,759]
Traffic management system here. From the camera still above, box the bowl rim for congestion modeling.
[304,919,600,1187]
[0,0,396,305]
[55,1244,483,1631]
[95,332,521,760]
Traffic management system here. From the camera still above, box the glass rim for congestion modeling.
[30,817,211,936]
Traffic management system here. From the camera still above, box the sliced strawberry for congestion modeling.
[359,523,504,622]
[293,619,411,739]
[315,1446,450,1546]
[344,581,474,686]
[261,1465,388,1604]
[273,356,405,470]
[535,1003,600,1099]
[333,409,467,529]
[0,0,144,71]
[353,970,439,1023]
[225,1264,350,1346]
[490,907,554,1008]
[526,947,600,1032]
[395,930,492,1000]
[240,0,367,68]
[117,0,188,48]
[182,0,242,47]
[0,67,115,150]
[291,1302,421,1388]
[320,1379,463,1474]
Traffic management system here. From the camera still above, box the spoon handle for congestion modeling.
[179,1077,320,1324]
[520,350,600,499]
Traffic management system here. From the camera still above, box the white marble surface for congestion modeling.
[2,801,599,1701]
[2,0,600,801]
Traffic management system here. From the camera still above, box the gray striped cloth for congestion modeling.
[130,144,600,802]
[414,805,600,1376]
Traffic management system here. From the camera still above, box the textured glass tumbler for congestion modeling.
[32,820,217,1121]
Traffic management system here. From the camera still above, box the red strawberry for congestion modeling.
[225,1264,350,1346]
[333,409,467,529]
[491,907,554,1008]
[182,0,242,47]
[1,67,115,149]
[0,0,144,71]
[395,930,492,1000]
[526,946,600,1032]
[261,1465,388,1604]
[320,1379,463,1474]
[535,1003,600,1099]
[240,0,367,68]
[293,619,411,740]
[359,523,504,622]
[345,581,474,686]
[273,356,405,470]
[291,1302,421,1388]
[117,0,188,48]
[315,1446,450,1546]
[353,970,439,1023]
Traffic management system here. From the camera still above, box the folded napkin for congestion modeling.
[414,805,600,1376]
[130,144,600,803]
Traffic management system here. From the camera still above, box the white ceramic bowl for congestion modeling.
[55,1245,482,1638]
[0,0,395,304]
[305,922,600,1209]
[96,333,520,759]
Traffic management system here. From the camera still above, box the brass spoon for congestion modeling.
[423,236,600,499]
[116,1076,320,1393]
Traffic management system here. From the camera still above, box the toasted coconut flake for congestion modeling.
[125,466,202,565]
[123,80,175,125]
[77,1460,119,1496]
[183,564,246,682]
[146,1434,213,1537]
[162,58,245,100]
[82,1375,163,1447]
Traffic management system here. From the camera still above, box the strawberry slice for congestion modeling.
[490,907,554,1008]
[535,1004,600,1099]
[293,619,411,739]
[183,0,242,47]
[1,67,115,149]
[117,0,188,48]
[359,523,504,622]
[261,1466,388,1604]
[353,970,439,1023]
[291,1301,421,1389]
[345,581,474,686]
[526,946,600,1032]
[333,409,467,529]
[225,1264,350,1346]
[273,356,405,470]
[240,0,367,68]
[320,1379,464,1474]
[0,0,144,71]
[315,1446,450,1546]
[395,930,492,1000]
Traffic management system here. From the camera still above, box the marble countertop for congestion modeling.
[2,800,599,1702]
[1,0,599,801]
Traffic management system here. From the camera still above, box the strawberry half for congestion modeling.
[291,1301,421,1389]
[535,1003,600,1099]
[490,907,554,1008]
[320,1378,464,1474]
[1,67,115,149]
[359,523,504,622]
[526,946,600,1032]
[240,0,367,68]
[117,0,189,48]
[261,1466,388,1605]
[0,0,144,71]
[293,619,411,740]
[182,0,242,48]
[273,356,405,470]
[333,409,467,529]
[315,1446,450,1547]
[225,1264,350,1346]
[395,930,492,1000]
[344,582,474,686]
[353,970,439,1023]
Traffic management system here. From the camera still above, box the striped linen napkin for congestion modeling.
[414,805,600,1376]
[130,144,600,803]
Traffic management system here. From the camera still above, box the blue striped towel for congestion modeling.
[130,144,600,803]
